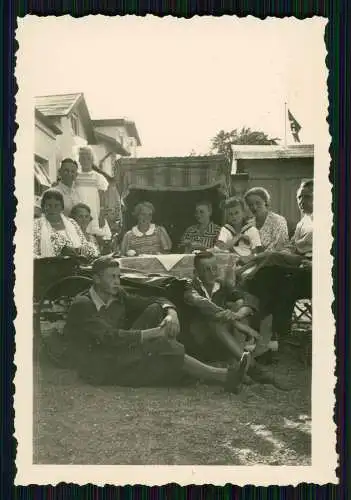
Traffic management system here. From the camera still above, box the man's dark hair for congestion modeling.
[297,179,314,199]
[193,250,215,271]
[300,179,314,190]
[92,256,120,276]
[60,158,78,168]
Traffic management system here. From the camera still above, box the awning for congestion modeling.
[34,162,52,187]
[123,164,223,191]
[119,155,230,200]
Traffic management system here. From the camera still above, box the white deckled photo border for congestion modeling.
[14,14,336,486]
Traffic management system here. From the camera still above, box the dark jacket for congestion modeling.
[184,277,259,319]
[63,287,174,382]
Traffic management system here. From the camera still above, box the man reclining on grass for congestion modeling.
[63,255,251,394]
[183,251,289,390]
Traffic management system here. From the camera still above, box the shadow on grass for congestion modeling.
[33,344,312,466]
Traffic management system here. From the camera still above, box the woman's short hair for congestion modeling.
[221,196,246,211]
[195,201,213,213]
[40,188,64,211]
[78,145,94,155]
[133,201,155,218]
[244,187,271,205]
[75,145,96,164]
[70,203,92,219]
[221,196,250,225]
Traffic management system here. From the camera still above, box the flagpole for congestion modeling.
[284,102,287,147]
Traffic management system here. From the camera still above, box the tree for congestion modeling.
[211,127,280,162]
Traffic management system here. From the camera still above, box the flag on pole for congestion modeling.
[288,109,302,143]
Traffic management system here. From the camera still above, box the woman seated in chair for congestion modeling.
[70,203,101,258]
[179,201,221,253]
[244,187,289,251]
[120,201,172,256]
[239,180,313,354]
[283,181,313,260]
[213,197,263,258]
[33,188,98,260]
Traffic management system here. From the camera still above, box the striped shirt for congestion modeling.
[180,221,221,251]
[121,224,172,256]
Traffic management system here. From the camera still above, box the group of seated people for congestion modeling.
[118,187,289,257]
[34,153,312,264]
[37,167,313,394]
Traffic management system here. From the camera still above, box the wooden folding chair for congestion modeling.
[292,299,312,326]
[291,299,312,367]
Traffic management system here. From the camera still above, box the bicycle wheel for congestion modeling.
[37,275,92,367]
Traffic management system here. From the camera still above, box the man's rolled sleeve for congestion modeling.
[114,326,143,348]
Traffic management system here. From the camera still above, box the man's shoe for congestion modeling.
[255,350,274,365]
[247,363,273,384]
[225,352,251,394]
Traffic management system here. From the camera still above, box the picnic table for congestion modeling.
[119,253,237,280]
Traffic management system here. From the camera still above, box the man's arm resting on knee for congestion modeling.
[64,297,146,349]
[141,326,167,342]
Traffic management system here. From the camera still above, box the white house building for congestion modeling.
[34,93,142,183]
[35,93,97,180]
[92,118,142,177]
[34,108,62,194]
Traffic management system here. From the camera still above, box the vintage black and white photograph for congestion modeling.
[14,15,335,485]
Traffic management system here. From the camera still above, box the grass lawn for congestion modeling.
[33,343,311,465]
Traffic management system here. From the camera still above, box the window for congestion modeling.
[34,177,42,197]
[34,155,50,176]
[118,133,125,148]
[70,113,79,136]
[34,157,51,196]
[116,130,122,143]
